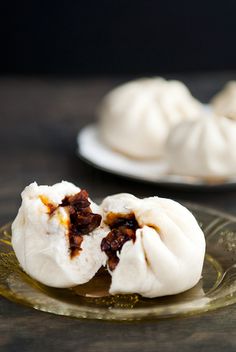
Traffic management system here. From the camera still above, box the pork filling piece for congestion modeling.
[61,190,102,258]
[101,213,139,271]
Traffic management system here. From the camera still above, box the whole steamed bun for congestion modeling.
[211,81,236,119]
[98,78,202,159]
[100,193,205,298]
[12,181,107,288]
[166,114,236,178]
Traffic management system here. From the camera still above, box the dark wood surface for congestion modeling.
[1,73,236,351]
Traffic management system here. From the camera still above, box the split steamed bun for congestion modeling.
[100,193,205,298]
[12,183,206,298]
[211,81,236,119]
[166,114,236,178]
[98,78,202,159]
[11,181,107,288]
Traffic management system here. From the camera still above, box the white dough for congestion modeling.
[101,194,205,298]
[98,77,202,159]
[11,181,107,288]
[211,81,236,119]
[166,113,236,178]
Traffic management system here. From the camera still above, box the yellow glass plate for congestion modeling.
[1,203,236,320]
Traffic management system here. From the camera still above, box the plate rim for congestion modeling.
[77,124,236,190]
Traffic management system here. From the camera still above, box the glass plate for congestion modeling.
[1,203,236,321]
[77,124,236,189]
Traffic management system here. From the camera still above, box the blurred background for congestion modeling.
[1,0,236,76]
[1,0,236,225]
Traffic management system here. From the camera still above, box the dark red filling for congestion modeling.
[101,213,139,271]
[61,190,102,258]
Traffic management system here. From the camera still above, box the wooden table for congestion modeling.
[1,74,236,351]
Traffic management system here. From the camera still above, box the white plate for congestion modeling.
[77,124,236,188]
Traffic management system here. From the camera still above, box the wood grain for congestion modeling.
[0,74,236,351]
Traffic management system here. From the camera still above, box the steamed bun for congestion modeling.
[211,81,236,119]
[166,114,236,178]
[12,181,107,287]
[100,193,205,298]
[98,78,202,159]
